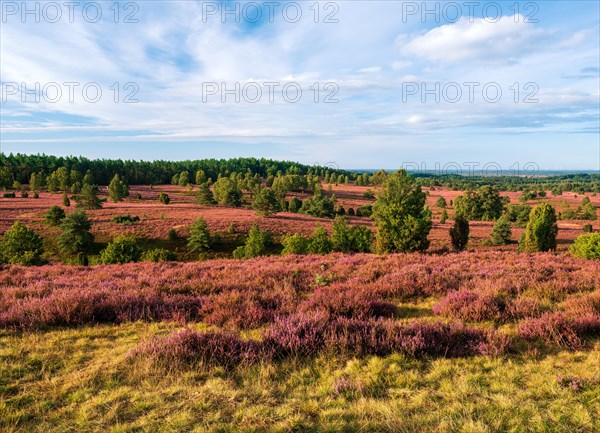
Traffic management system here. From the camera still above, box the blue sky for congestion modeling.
[1,0,599,170]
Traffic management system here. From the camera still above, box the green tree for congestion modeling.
[373,170,432,253]
[300,188,335,218]
[30,172,43,191]
[520,203,558,252]
[195,170,207,185]
[233,224,269,258]
[449,215,469,251]
[76,184,103,210]
[454,186,504,221]
[100,236,142,264]
[45,206,66,226]
[308,225,333,254]
[569,233,600,260]
[288,197,303,213]
[55,167,70,191]
[196,183,215,205]
[213,177,242,207]
[0,221,44,265]
[141,248,178,262]
[252,188,281,217]
[158,193,170,205]
[281,234,310,255]
[108,174,129,202]
[331,216,353,252]
[490,216,512,245]
[440,209,448,224]
[350,225,373,253]
[62,191,71,207]
[187,217,211,253]
[178,171,190,187]
[435,196,447,208]
[83,170,94,186]
[58,211,94,255]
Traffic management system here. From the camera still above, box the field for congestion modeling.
[1,182,599,432]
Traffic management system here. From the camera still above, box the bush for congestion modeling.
[187,217,211,253]
[520,203,558,252]
[45,206,66,226]
[449,215,469,251]
[135,192,143,200]
[436,196,447,208]
[490,215,512,245]
[252,188,281,217]
[100,236,142,264]
[213,177,242,207]
[196,183,215,205]
[112,214,140,225]
[308,226,333,254]
[167,228,178,241]
[355,204,372,218]
[569,233,600,260]
[108,174,129,202]
[347,207,355,216]
[373,170,431,253]
[234,224,269,259]
[75,184,102,209]
[62,192,70,207]
[505,204,531,228]
[454,186,504,221]
[440,209,448,224]
[158,193,170,205]
[0,221,44,265]
[281,234,310,255]
[300,189,335,218]
[288,197,302,213]
[363,189,375,199]
[58,211,94,255]
[3,192,16,198]
[141,248,178,262]
[582,224,593,233]
[20,190,29,198]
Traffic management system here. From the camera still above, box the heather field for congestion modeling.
[1,252,599,432]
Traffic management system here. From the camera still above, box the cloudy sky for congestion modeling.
[1,0,599,170]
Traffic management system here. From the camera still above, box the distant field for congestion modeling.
[1,252,599,432]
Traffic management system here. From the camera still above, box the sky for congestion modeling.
[1,0,599,172]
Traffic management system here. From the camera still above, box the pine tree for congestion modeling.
[252,188,280,217]
[490,215,512,245]
[0,221,44,265]
[58,211,94,255]
[196,183,215,205]
[76,184,103,210]
[187,217,211,253]
[520,203,558,252]
[108,174,129,202]
[449,214,469,251]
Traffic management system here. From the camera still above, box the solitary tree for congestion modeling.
[520,203,558,252]
[108,174,129,202]
[45,206,66,226]
[62,191,71,207]
[58,211,94,255]
[252,188,281,217]
[187,217,211,253]
[196,183,215,205]
[76,184,103,210]
[158,193,170,205]
[435,196,447,208]
[440,209,448,224]
[0,221,44,265]
[490,215,512,245]
[195,170,207,185]
[372,170,432,253]
[308,225,333,254]
[449,214,470,251]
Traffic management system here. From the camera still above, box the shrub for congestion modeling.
[20,190,28,198]
[0,221,44,266]
[3,192,16,198]
[45,206,66,226]
[108,174,129,202]
[363,189,375,199]
[135,192,143,200]
[520,203,558,252]
[196,183,215,205]
[490,215,512,245]
[100,236,142,264]
[582,224,593,233]
[373,170,431,253]
[356,204,372,217]
[518,312,600,350]
[141,248,177,262]
[281,234,310,255]
[288,197,302,213]
[331,216,353,252]
[33,192,39,199]
[112,214,140,225]
[167,228,178,241]
[75,184,102,209]
[158,193,170,205]
[234,224,269,259]
[62,191,70,207]
[187,217,211,253]
[436,196,447,208]
[432,290,506,322]
[213,177,242,207]
[454,186,504,221]
[350,225,373,253]
[252,188,281,217]
[347,207,355,216]
[300,189,335,218]
[58,211,94,255]
[308,226,333,254]
[569,233,600,260]
[449,215,469,251]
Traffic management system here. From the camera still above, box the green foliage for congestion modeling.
[454,186,504,221]
[582,224,593,233]
[436,196,447,208]
[281,234,310,255]
[29,172,43,191]
[108,174,129,202]
[331,216,353,252]
[178,171,190,186]
[195,170,207,185]
[288,197,302,213]
[187,217,211,253]
[45,206,66,226]
[0,221,44,265]
[167,228,178,241]
[350,225,373,253]
[75,184,102,210]
[520,203,558,252]
[373,170,432,253]
[347,208,355,216]
[196,183,215,205]
[449,215,469,251]
[440,209,448,224]
[363,189,375,199]
[158,193,170,205]
[62,191,71,207]
[58,211,94,256]
[252,188,281,217]
[356,204,373,218]
[569,233,600,260]
[233,224,269,259]
[213,177,242,207]
[141,248,178,262]
[300,188,335,218]
[308,226,333,254]
[490,216,512,245]
[100,236,142,264]
[505,204,531,228]
[112,214,140,225]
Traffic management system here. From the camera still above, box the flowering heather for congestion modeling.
[302,285,397,319]
[518,312,600,350]
[132,329,263,369]
[432,290,507,322]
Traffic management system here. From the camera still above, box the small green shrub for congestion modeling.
[141,248,177,262]
[281,234,310,255]
[100,236,142,264]
[45,206,66,226]
[112,214,140,225]
[158,193,170,205]
[569,233,600,260]
[0,221,44,265]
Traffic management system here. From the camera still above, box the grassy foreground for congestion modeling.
[1,323,598,433]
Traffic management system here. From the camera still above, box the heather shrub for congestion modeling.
[112,214,140,225]
[0,221,44,266]
[302,286,396,319]
[432,290,506,322]
[518,312,600,350]
[45,206,66,226]
[132,329,263,369]
[141,248,177,262]
[569,233,600,260]
[281,234,310,255]
[100,236,142,264]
